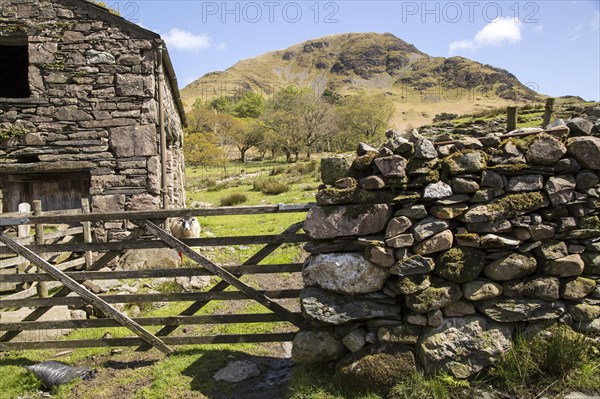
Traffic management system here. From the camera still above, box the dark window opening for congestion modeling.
[0,43,30,98]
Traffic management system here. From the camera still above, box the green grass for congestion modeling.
[219,192,248,206]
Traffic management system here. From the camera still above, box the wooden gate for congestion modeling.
[0,204,311,353]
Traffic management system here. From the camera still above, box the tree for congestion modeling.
[233,92,265,118]
[298,91,334,158]
[261,86,305,162]
[228,119,265,163]
[336,92,395,144]
[183,132,226,167]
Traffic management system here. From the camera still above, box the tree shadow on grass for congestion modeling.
[180,347,294,399]
[0,357,36,367]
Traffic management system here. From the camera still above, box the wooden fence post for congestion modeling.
[81,198,93,270]
[33,200,48,298]
[507,106,518,132]
[17,203,31,288]
[542,98,555,128]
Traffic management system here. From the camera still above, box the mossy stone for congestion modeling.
[436,247,487,283]
[405,282,462,313]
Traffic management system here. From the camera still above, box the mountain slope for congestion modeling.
[180,32,543,128]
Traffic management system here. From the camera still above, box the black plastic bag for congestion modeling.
[26,361,96,388]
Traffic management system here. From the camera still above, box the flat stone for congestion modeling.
[430,203,468,219]
[537,240,569,260]
[413,216,450,241]
[467,220,512,234]
[414,230,453,255]
[503,277,560,301]
[300,287,400,325]
[213,360,260,383]
[480,234,521,248]
[475,297,566,322]
[364,245,395,268]
[545,175,576,206]
[334,177,357,189]
[395,205,428,219]
[385,233,415,248]
[451,177,480,194]
[525,133,567,166]
[462,192,549,223]
[359,175,385,190]
[303,253,389,294]
[377,324,421,345]
[423,181,453,199]
[374,155,408,178]
[417,316,514,379]
[405,281,462,313]
[544,254,584,277]
[303,204,392,239]
[570,303,600,322]
[436,246,486,283]
[110,124,157,157]
[292,330,345,363]
[462,280,503,301]
[567,136,600,170]
[385,216,412,238]
[445,150,487,175]
[357,142,378,155]
[480,170,506,188]
[484,253,537,281]
[507,175,544,192]
[442,299,476,317]
[390,255,435,276]
[567,117,594,136]
[561,277,596,300]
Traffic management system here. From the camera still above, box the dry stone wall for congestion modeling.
[293,123,600,379]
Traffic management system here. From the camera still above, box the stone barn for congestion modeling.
[0,0,187,233]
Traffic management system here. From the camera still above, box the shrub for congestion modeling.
[433,112,459,122]
[219,192,248,206]
[253,177,290,195]
[270,165,286,176]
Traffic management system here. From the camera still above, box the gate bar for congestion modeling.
[0,232,172,355]
[135,219,305,328]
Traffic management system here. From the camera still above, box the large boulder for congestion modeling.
[525,133,567,166]
[120,248,179,269]
[374,155,408,178]
[544,175,576,206]
[292,330,346,363]
[567,136,600,170]
[567,117,594,136]
[303,204,392,239]
[300,287,400,325]
[417,316,514,378]
[303,253,389,294]
[436,247,487,283]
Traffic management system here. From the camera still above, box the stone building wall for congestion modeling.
[0,0,186,239]
[293,121,600,379]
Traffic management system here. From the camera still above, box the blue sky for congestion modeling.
[119,0,600,100]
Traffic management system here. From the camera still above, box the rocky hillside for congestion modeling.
[181,32,544,128]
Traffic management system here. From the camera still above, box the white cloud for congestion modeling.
[163,28,213,51]
[449,18,522,54]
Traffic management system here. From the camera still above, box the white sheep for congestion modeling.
[170,217,201,261]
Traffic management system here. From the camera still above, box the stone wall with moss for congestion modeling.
[293,122,600,380]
